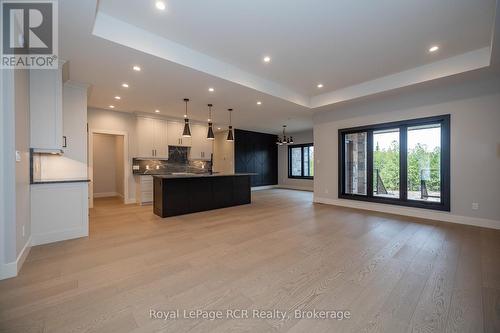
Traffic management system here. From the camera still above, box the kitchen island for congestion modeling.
[153,173,252,217]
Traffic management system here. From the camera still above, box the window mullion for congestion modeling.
[400,125,408,202]
[367,130,374,198]
[301,147,304,177]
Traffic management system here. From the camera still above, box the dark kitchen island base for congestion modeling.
[153,174,252,218]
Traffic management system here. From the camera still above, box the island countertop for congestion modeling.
[151,173,255,179]
[153,173,253,217]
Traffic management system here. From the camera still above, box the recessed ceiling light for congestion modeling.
[133,65,141,71]
[257,101,262,105]
[317,84,324,88]
[217,127,221,130]
[429,45,439,53]
[263,56,271,63]
[155,1,166,10]
[122,83,129,88]
[109,105,115,109]
[114,96,121,100]
[208,87,215,92]
[155,109,160,113]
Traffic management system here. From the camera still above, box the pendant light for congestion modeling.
[276,125,293,145]
[226,108,234,141]
[207,104,215,140]
[182,98,191,137]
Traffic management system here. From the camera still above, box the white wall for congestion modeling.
[278,129,314,191]
[0,64,6,274]
[1,68,17,268]
[88,108,137,202]
[1,68,31,279]
[14,69,31,256]
[313,72,500,228]
[93,133,118,196]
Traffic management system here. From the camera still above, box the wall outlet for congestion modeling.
[15,150,21,162]
[324,189,329,194]
[472,202,479,210]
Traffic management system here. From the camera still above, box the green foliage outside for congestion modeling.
[373,141,440,192]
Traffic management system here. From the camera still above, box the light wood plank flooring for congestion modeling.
[0,189,499,332]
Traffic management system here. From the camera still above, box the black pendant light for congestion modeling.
[182,98,191,137]
[226,108,234,141]
[207,104,215,140]
[276,125,293,145]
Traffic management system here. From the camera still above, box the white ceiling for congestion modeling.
[97,0,495,96]
[59,0,497,133]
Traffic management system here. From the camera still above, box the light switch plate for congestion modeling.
[15,150,21,162]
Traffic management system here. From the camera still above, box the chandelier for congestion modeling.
[276,125,293,145]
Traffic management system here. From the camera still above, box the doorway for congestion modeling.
[88,130,129,208]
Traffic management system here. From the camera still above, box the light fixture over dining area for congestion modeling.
[276,125,293,145]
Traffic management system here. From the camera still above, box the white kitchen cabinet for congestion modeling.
[153,119,168,157]
[135,175,153,205]
[190,124,213,160]
[62,81,88,161]
[167,121,192,147]
[136,117,168,158]
[31,182,89,246]
[30,65,64,150]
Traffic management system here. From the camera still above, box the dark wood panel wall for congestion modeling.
[234,129,278,186]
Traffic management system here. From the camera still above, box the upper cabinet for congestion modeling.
[190,124,213,160]
[62,81,89,162]
[167,121,191,147]
[30,65,64,150]
[136,118,212,159]
[136,117,168,158]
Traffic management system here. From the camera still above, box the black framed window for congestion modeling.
[339,115,450,211]
[288,143,314,179]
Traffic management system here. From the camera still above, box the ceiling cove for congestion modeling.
[92,4,495,108]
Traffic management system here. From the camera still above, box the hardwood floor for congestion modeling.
[0,189,499,333]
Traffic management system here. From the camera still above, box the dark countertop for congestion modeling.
[152,173,255,179]
[31,178,91,185]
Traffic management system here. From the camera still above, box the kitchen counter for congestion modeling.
[153,173,253,217]
[151,173,254,179]
[31,178,90,185]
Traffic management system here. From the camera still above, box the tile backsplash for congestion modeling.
[132,158,212,175]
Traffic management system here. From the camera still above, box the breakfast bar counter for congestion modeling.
[153,173,253,217]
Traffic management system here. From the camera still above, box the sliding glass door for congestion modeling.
[338,115,450,211]
[373,128,400,199]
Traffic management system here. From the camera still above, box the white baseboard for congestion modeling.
[251,185,314,192]
[251,185,277,191]
[93,192,119,198]
[314,196,500,230]
[31,227,88,246]
[0,236,32,280]
[124,198,136,204]
[277,185,314,192]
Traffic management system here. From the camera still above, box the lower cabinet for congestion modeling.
[31,182,89,246]
[153,175,251,217]
[135,175,153,205]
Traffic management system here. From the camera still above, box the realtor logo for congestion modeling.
[1,0,58,69]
